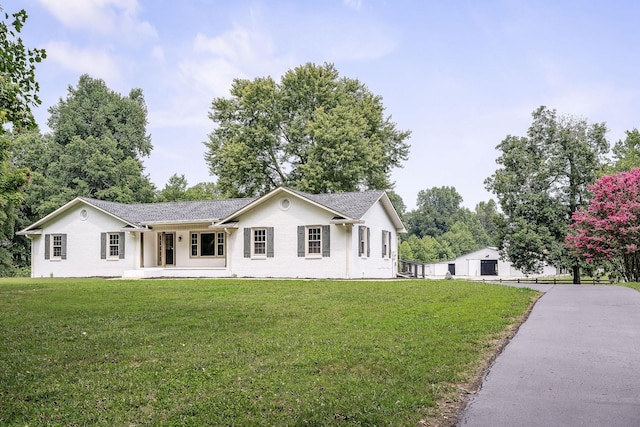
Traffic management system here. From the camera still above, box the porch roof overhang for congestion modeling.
[208,221,239,230]
[16,228,42,236]
[329,218,365,225]
[138,219,220,227]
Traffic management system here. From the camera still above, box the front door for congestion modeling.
[157,232,175,266]
[164,233,175,265]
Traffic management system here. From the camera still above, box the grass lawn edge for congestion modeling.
[431,290,544,427]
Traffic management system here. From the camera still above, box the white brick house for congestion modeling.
[18,187,406,279]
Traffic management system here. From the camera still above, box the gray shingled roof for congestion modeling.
[287,188,385,219]
[79,188,386,226]
[81,197,257,225]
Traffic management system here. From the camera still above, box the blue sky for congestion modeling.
[9,0,640,209]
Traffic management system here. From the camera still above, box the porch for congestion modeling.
[123,267,230,279]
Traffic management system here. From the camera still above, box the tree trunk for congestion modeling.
[572,265,581,284]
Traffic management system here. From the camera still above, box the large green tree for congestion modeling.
[0,6,45,275]
[608,128,640,173]
[485,106,609,283]
[157,173,222,202]
[474,199,499,245]
[408,186,464,238]
[204,62,410,197]
[18,75,156,219]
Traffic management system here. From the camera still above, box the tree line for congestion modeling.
[3,5,640,283]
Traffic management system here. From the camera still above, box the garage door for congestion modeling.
[481,260,498,276]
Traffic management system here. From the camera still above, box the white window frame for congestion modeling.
[252,228,267,257]
[51,234,63,260]
[108,232,120,259]
[190,231,225,258]
[306,226,322,258]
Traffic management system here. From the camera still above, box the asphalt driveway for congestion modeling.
[458,284,640,427]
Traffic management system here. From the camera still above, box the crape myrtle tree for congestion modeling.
[0,6,46,275]
[485,106,609,284]
[204,62,411,197]
[566,169,640,282]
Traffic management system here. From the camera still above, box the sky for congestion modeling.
[9,0,640,209]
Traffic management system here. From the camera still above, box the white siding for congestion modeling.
[31,204,137,278]
[229,195,350,279]
[423,247,559,280]
[29,192,402,279]
[350,201,398,279]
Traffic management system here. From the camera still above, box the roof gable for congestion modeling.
[18,187,406,234]
[217,187,406,232]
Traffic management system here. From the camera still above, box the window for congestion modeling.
[53,235,63,258]
[217,232,225,256]
[45,234,67,260]
[201,233,216,256]
[108,233,120,258]
[297,225,330,257]
[358,226,370,257]
[190,232,225,257]
[253,228,266,256]
[307,226,322,256]
[243,227,274,258]
[101,232,124,260]
[382,230,391,258]
[191,233,198,256]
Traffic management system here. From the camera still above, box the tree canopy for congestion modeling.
[608,128,640,173]
[157,174,222,202]
[485,106,609,283]
[566,169,640,282]
[0,6,46,130]
[204,62,410,197]
[0,6,45,275]
[15,75,156,219]
[408,186,464,238]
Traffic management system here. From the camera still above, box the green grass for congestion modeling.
[0,278,538,426]
[622,282,640,291]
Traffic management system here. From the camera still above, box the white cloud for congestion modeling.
[150,45,165,62]
[343,0,363,10]
[150,25,292,129]
[42,41,121,81]
[36,0,156,40]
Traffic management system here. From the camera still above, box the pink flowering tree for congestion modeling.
[566,168,640,281]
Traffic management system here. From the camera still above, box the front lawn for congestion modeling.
[0,278,538,426]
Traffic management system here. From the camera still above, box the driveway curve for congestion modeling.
[458,284,640,427]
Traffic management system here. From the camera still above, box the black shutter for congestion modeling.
[297,226,305,257]
[61,234,67,260]
[358,226,364,256]
[101,233,107,259]
[366,227,370,258]
[382,231,386,257]
[243,228,251,258]
[322,225,330,257]
[44,234,50,260]
[266,227,274,258]
[119,232,125,259]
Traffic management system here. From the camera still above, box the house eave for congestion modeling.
[16,228,42,236]
[329,218,364,225]
[139,219,220,227]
